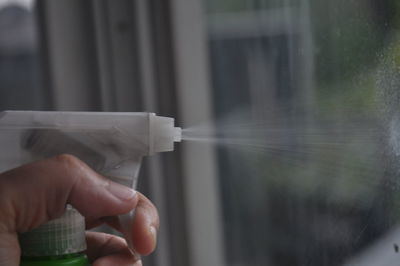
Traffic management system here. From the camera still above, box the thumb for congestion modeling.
[0,154,138,233]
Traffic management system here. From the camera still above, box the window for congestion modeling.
[200,0,400,266]
[19,1,400,266]
[0,0,47,110]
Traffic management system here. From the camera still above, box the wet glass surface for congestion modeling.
[203,1,400,265]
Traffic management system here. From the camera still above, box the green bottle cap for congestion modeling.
[19,205,87,257]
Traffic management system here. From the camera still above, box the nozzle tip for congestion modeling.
[174,127,182,142]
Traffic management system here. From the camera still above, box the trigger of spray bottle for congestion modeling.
[106,113,182,253]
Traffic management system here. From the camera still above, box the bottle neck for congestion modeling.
[19,205,87,257]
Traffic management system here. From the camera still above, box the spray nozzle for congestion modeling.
[150,113,181,154]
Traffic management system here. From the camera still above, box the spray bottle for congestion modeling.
[0,111,181,265]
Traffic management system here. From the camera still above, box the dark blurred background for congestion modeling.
[0,0,48,110]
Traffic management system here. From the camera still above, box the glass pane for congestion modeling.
[0,0,47,110]
[202,0,400,265]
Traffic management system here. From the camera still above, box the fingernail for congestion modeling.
[107,182,137,201]
[149,226,157,249]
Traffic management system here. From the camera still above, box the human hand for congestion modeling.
[0,154,159,266]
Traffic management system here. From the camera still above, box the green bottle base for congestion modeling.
[20,253,90,266]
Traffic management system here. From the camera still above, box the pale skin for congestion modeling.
[0,154,159,266]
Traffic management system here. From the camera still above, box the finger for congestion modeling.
[85,193,159,256]
[0,232,19,266]
[86,192,159,229]
[85,231,142,266]
[132,193,159,255]
[0,154,139,233]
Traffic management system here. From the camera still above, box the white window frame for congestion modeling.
[169,0,226,265]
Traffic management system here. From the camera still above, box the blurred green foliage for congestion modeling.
[310,0,384,84]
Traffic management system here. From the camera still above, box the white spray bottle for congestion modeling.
[0,111,181,261]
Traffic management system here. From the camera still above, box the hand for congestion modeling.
[0,154,159,266]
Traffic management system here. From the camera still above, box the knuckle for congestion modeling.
[52,154,83,169]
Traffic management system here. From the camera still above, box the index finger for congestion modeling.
[0,154,139,233]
